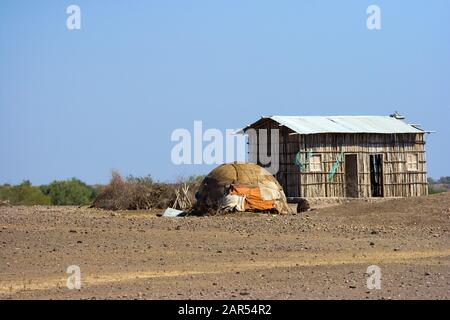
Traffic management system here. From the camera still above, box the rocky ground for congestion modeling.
[0,192,449,300]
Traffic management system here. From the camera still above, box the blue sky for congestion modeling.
[1,0,449,184]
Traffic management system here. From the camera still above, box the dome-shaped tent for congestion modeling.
[194,163,293,214]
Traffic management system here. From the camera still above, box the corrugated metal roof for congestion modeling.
[253,116,424,134]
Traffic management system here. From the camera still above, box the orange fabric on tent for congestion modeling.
[229,184,275,211]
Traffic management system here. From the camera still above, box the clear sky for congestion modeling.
[1,0,449,185]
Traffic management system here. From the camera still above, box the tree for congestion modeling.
[438,176,450,185]
[0,181,51,205]
[41,178,97,205]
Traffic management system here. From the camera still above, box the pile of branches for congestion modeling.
[92,171,201,211]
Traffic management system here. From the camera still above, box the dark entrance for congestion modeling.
[345,154,358,198]
[370,154,384,197]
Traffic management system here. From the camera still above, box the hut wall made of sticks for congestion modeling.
[247,118,428,198]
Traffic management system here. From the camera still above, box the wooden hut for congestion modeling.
[240,115,430,199]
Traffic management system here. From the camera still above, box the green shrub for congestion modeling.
[41,178,97,205]
[429,185,447,195]
[0,181,51,205]
[428,176,450,195]
[438,176,450,185]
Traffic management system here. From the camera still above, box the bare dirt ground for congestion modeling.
[1,192,449,300]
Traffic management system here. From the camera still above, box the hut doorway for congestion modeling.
[370,154,384,197]
[345,154,359,198]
